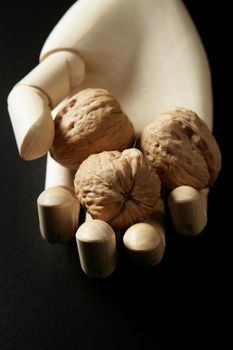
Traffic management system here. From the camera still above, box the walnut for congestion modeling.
[74,148,161,229]
[139,107,221,190]
[50,88,135,170]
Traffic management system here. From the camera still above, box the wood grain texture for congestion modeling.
[168,186,208,236]
[37,186,80,243]
[123,199,165,267]
[76,219,117,278]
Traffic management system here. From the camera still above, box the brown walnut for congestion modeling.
[139,107,221,190]
[50,88,135,170]
[74,148,161,229]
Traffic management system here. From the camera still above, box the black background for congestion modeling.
[0,1,228,349]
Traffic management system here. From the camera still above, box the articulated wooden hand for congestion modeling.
[8,0,212,277]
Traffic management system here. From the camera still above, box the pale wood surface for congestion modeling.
[8,0,213,254]
[38,150,79,243]
[7,86,54,160]
[41,0,212,132]
[20,51,85,109]
[75,219,117,278]
[168,186,208,236]
[8,51,85,160]
[8,0,212,162]
[45,153,75,190]
[123,199,165,267]
[37,186,80,243]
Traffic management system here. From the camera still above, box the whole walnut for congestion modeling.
[74,148,161,229]
[139,107,221,190]
[50,88,135,170]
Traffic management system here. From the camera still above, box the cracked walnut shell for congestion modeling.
[74,148,161,229]
[139,107,221,190]
[50,88,135,170]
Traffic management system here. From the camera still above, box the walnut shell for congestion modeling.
[74,148,161,229]
[139,107,221,190]
[50,88,135,170]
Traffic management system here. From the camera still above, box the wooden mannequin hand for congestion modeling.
[37,152,209,278]
[7,0,212,160]
[8,0,212,277]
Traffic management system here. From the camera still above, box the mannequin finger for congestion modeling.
[123,199,165,267]
[8,51,85,160]
[37,153,80,243]
[75,213,118,278]
[168,186,209,236]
